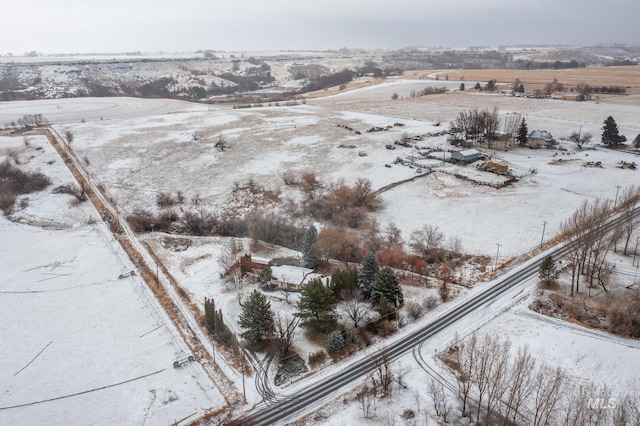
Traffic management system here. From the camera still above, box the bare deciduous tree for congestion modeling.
[410,224,444,260]
[618,185,640,255]
[503,112,522,145]
[428,379,450,423]
[483,337,512,423]
[370,348,393,397]
[382,222,403,251]
[452,333,478,417]
[273,313,299,358]
[338,291,369,331]
[218,244,238,277]
[501,345,537,425]
[356,383,377,419]
[532,365,566,426]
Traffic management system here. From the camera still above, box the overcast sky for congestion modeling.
[2,0,638,54]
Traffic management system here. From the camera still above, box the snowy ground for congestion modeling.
[1,80,640,424]
[43,92,640,257]
[0,135,223,425]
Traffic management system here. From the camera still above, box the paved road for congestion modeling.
[242,205,640,425]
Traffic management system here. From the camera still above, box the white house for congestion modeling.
[270,265,327,291]
[528,130,554,148]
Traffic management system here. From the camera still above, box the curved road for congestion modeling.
[242,205,640,425]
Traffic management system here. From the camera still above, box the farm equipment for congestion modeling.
[173,355,196,368]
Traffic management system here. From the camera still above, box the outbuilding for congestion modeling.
[451,148,481,164]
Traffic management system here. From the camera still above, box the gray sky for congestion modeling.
[2,0,638,54]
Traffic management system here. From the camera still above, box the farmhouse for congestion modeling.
[270,265,327,291]
[528,130,554,148]
[451,148,482,164]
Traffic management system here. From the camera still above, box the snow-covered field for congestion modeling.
[1,81,639,425]
[46,92,640,257]
[0,135,222,425]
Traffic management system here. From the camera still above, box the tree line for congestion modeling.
[445,333,640,425]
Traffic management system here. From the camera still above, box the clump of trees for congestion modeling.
[451,107,500,147]
[591,86,626,95]
[204,297,239,353]
[0,161,51,214]
[409,87,446,98]
[299,69,355,93]
[5,114,48,130]
[561,198,621,295]
[555,185,640,337]
[447,333,639,425]
[285,172,382,228]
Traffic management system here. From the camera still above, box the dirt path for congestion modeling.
[41,126,243,410]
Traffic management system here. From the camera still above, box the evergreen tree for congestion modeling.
[330,268,358,296]
[601,116,621,146]
[257,266,272,284]
[517,118,528,145]
[301,224,319,268]
[205,297,235,348]
[372,267,404,306]
[204,297,216,334]
[459,82,465,91]
[295,278,336,332]
[238,290,274,343]
[357,251,379,298]
[379,294,390,319]
[474,82,481,90]
[539,255,559,286]
[634,134,640,149]
[326,329,345,354]
[517,83,525,94]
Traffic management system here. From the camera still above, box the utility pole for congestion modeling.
[578,125,582,144]
[241,363,246,404]
[614,185,622,209]
[494,243,501,272]
[634,236,639,267]
[540,221,547,249]
[395,294,399,331]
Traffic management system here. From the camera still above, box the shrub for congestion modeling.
[405,301,424,320]
[274,352,308,385]
[179,210,215,235]
[308,350,327,368]
[0,161,51,214]
[439,286,450,302]
[52,183,87,201]
[326,329,345,355]
[156,191,177,208]
[422,295,439,311]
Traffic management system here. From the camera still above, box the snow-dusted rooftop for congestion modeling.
[271,265,323,286]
